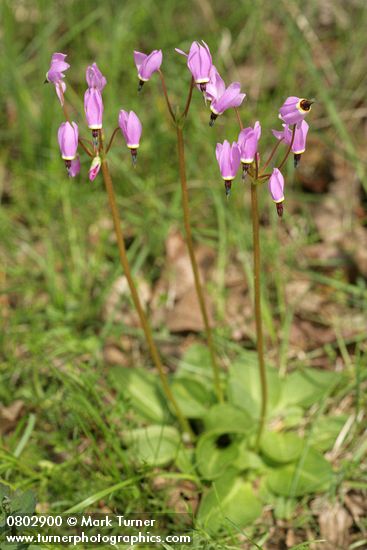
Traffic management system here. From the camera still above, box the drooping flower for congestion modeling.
[68,156,80,178]
[204,65,225,102]
[215,140,241,196]
[88,156,101,181]
[279,96,313,125]
[268,168,285,217]
[272,120,309,167]
[86,62,107,92]
[84,88,103,130]
[175,41,212,89]
[210,83,246,125]
[57,121,78,160]
[238,121,262,170]
[118,110,142,164]
[134,50,162,90]
[45,52,70,105]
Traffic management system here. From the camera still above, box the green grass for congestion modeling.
[1,0,367,548]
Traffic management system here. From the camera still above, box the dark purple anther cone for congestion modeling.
[200,83,207,92]
[130,149,137,165]
[242,163,250,180]
[209,113,218,127]
[276,203,284,217]
[92,129,99,148]
[64,160,71,169]
[224,180,232,197]
[138,80,145,92]
[294,154,301,168]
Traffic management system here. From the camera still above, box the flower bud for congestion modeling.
[58,121,78,160]
[268,168,285,217]
[88,156,101,181]
[84,88,103,130]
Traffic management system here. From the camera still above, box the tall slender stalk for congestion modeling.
[176,127,223,403]
[250,182,268,449]
[155,71,223,402]
[234,108,268,447]
[98,133,194,440]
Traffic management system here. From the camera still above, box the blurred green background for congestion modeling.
[1,0,366,543]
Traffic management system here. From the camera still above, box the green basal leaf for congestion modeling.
[260,431,304,464]
[176,343,213,379]
[203,403,253,434]
[123,425,181,466]
[232,440,266,472]
[273,496,297,520]
[109,367,169,423]
[281,368,342,408]
[197,470,262,534]
[10,490,36,515]
[170,377,215,418]
[196,431,241,480]
[282,406,304,428]
[175,447,196,475]
[228,360,282,419]
[309,415,348,451]
[266,448,333,497]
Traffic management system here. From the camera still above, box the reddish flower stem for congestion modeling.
[251,182,267,450]
[176,126,223,403]
[78,138,93,158]
[234,107,244,130]
[183,77,194,119]
[233,100,267,446]
[106,127,120,154]
[98,130,194,440]
[277,124,296,171]
[158,70,175,122]
[260,139,283,173]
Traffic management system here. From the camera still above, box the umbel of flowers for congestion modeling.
[47,54,144,182]
[46,43,313,445]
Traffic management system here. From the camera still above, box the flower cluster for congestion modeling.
[47,54,143,181]
[48,42,313,216]
[133,40,312,217]
[213,94,312,215]
[175,42,246,125]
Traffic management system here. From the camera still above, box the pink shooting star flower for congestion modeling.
[86,62,107,92]
[134,49,163,91]
[204,65,225,102]
[175,41,212,91]
[210,82,246,126]
[238,121,261,174]
[88,156,101,181]
[58,121,78,162]
[84,87,103,142]
[272,120,309,167]
[279,96,313,125]
[118,110,142,164]
[268,168,285,217]
[45,52,70,106]
[215,140,241,197]
[68,156,80,178]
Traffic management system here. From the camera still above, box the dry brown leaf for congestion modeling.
[224,284,254,341]
[0,400,24,434]
[297,137,334,194]
[103,275,151,328]
[340,225,367,279]
[166,287,213,333]
[318,501,352,549]
[103,345,128,366]
[152,229,216,333]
